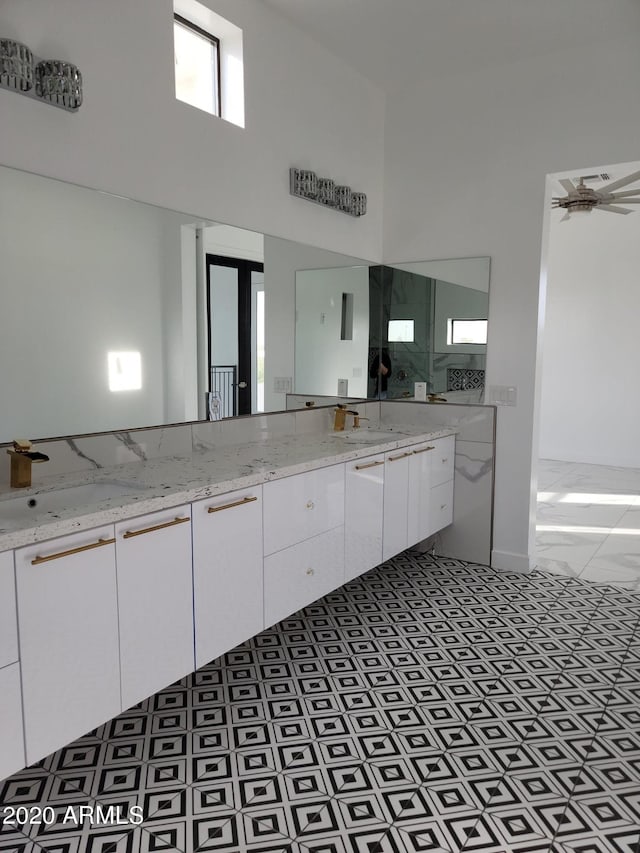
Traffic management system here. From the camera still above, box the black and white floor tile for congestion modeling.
[2,551,639,853]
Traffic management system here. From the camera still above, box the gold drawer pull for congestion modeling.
[32,537,116,565]
[354,460,384,471]
[208,495,258,514]
[123,516,190,539]
[306,568,315,576]
[388,452,411,462]
[412,446,435,454]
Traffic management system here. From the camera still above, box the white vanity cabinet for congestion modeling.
[0,549,24,780]
[14,526,121,766]
[344,453,385,581]
[115,505,194,711]
[263,465,345,628]
[382,448,413,561]
[192,486,264,669]
[383,435,456,561]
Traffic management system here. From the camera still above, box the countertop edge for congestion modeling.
[0,427,456,552]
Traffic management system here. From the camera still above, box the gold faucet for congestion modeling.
[427,393,448,403]
[333,405,348,431]
[6,439,50,488]
[334,406,364,431]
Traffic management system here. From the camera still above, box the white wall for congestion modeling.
[383,34,640,571]
[0,167,195,439]
[539,204,640,467]
[0,0,384,262]
[295,266,369,398]
[263,237,370,411]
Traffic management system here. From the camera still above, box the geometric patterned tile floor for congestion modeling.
[537,458,640,591]
[1,551,639,853]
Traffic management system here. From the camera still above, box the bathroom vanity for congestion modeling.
[0,418,457,779]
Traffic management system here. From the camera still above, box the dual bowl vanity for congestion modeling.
[0,418,456,781]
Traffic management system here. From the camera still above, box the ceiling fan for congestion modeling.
[552,169,640,219]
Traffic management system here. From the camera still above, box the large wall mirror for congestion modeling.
[295,257,490,403]
[0,165,371,443]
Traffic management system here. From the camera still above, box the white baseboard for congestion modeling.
[491,549,533,574]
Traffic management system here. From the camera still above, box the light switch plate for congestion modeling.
[487,385,517,406]
[274,377,292,393]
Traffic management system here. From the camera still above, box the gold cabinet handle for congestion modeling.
[31,537,115,565]
[354,460,385,471]
[306,500,315,509]
[412,446,435,454]
[388,451,412,462]
[207,495,257,514]
[306,568,315,576]
[123,516,190,539]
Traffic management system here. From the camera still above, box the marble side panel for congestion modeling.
[436,440,494,565]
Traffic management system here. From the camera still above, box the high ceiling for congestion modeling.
[263,0,640,94]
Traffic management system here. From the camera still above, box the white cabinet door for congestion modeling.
[0,549,18,669]
[345,454,384,581]
[192,486,264,670]
[115,505,193,711]
[263,465,344,555]
[264,527,344,628]
[382,449,412,561]
[407,442,436,546]
[0,663,25,780]
[15,526,121,766]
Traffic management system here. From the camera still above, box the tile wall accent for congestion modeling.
[447,367,486,391]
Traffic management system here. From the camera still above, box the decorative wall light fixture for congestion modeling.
[290,168,367,217]
[0,37,82,111]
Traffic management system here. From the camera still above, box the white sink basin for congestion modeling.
[338,428,404,442]
[0,481,146,524]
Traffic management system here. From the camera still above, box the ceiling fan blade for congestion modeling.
[559,178,577,194]
[608,197,640,204]
[598,169,640,194]
[595,204,632,214]
[608,189,640,199]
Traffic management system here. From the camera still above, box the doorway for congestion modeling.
[206,255,264,416]
[535,161,640,590]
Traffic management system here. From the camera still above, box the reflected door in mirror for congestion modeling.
[206,255,264,416]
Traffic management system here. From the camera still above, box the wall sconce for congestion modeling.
[290,168,367,217]
[0,37,82,112]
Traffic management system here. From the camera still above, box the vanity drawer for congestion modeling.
[429,479,454,535]
[264,527,344,628]
[263,464,344,555]
[0,550,18,669]
[430,435,456,486]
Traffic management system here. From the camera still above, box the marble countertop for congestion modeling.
[0,424,456,552]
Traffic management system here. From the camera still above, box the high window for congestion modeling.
[174,14,220,116]
[173,0,245,127]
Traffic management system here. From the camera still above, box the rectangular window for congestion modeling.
[388,319,415,342]
[174,13,221,116]
[448,319,488,345]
